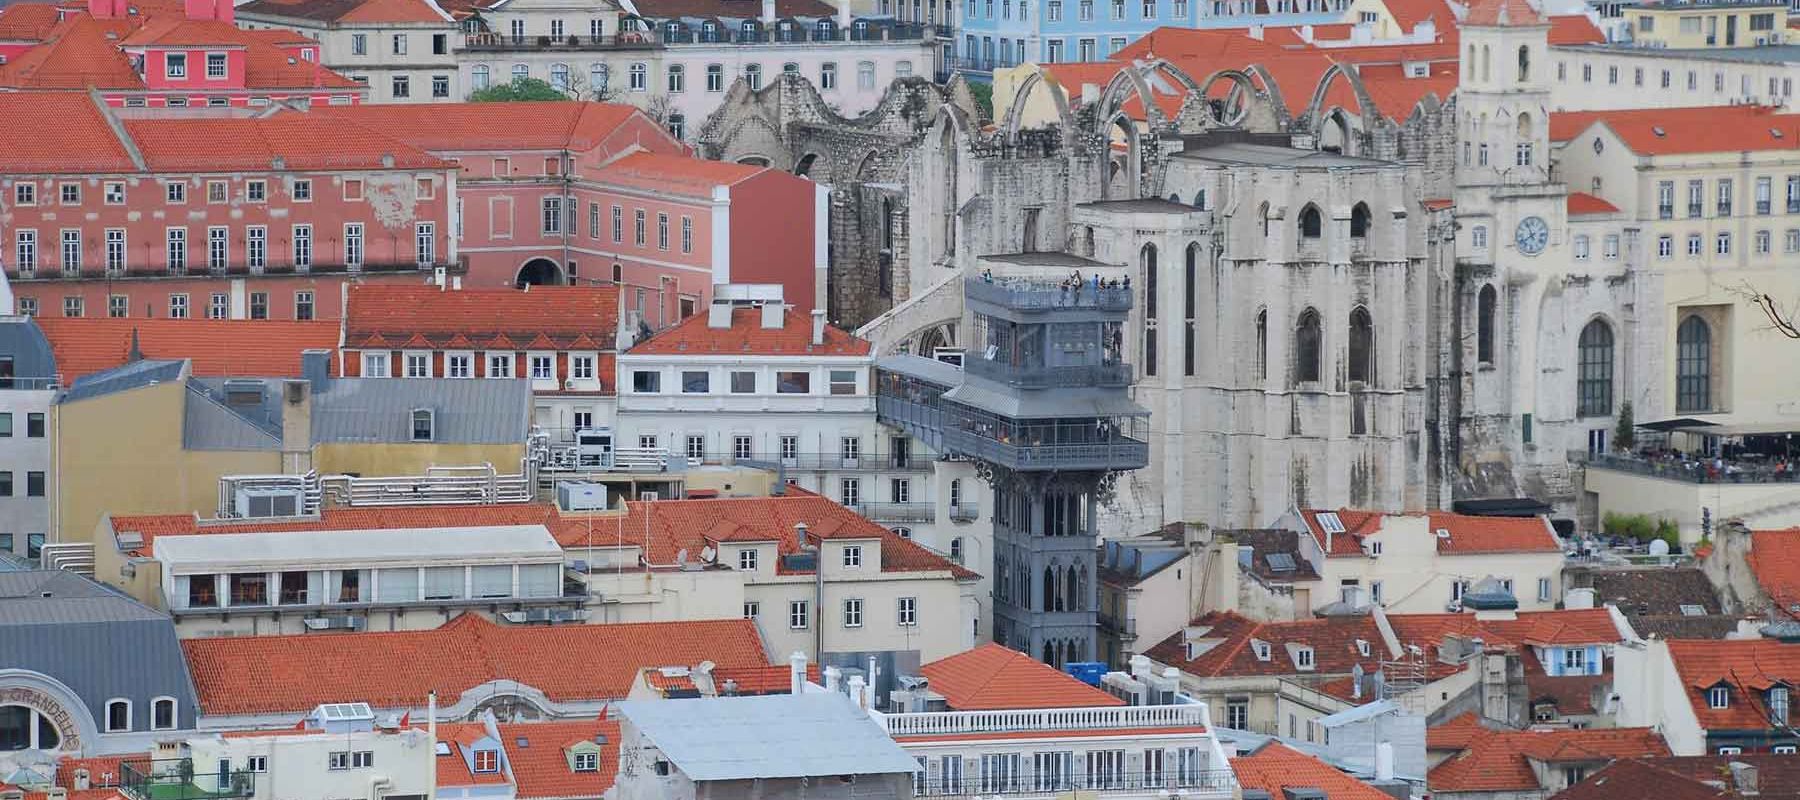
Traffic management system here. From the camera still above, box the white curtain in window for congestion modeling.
[518,564,562,598]
[377,568,419,603]
[471,565,513,598]
[422,567,465,600]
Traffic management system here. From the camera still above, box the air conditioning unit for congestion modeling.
[302,616,365,632]
[557,481,608,512]
[564,379,577,390]
[235,488,303,519]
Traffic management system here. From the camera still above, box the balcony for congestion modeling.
[122,760,256,800]
[916,770,1237,797]
[1588,452,1800,485]
[949,503,979,522]
[461,31,659,51]
[851,501,936,523]
[735,452,933,472]
[876,703,1211,737]
[965,276,1132,313]
[940,426,1148,472]
[963,356,1132,389]
[876,395,1149,472]
[460,23,932,52]
[0,374,62,391]
[12,259,452,282]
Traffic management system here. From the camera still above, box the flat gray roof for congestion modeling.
[615,693,919,781]
[1174,142,1395,168]
[1558,42,1800,65]
[155,525,565,570]
[980,251,1115,268]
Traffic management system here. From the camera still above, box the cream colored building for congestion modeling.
[176,705,436,799]
[1547,45,1800,111]
[236,0,461,103]
[1624,2,1786,49]
[1273,508,1567,614]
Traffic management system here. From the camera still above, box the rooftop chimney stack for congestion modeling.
[789,651,808,695]
[811,308,826,345]
[847,674,867,709]
[708,301,733,329]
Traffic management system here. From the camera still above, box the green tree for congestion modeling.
[1614,400,1635,451]
[469,78,570,102]
[966,80,993,118]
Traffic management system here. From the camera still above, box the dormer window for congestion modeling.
[1356,640,1371,658]
[574,751,598,772]
[205,52,226,79]
[1709,686,1730,709]
[473,749,498,773]
[1295,647,1315,669]
[1771,686,1790,725]
[166,53,187,79]
[1252,640,1272,661]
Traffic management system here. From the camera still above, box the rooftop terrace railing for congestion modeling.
[966,276,1133,313]
[1588,452,1800,485]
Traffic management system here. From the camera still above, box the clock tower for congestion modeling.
[1451,0,1569,496]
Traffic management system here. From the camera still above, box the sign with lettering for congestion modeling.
[0,686,82,750]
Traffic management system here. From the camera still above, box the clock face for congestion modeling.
[1515,216,1549,256]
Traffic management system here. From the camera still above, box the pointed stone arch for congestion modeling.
[999,66,1079,142]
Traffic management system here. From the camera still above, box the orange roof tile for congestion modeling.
[1388,609,1624,649]
[0,15,142,89]
[1568,192,1620,215]
[1548,758,1734,800]
[628,306,870,357]
[316,102,644,153]
[1378,0,1458,34]
[0,3,65,41]
[117,16,244,46]
[1147,611,1388,679]
[1665,638,1800,731]
[499,719,620,799]
[1298,509,1559,556]
[597,151,770,198]
[1465,0,1546,27]
[0,92,136,173]
[920,644,1127,710]
[1427,712,1489,750]
[181,613,771,715]
[1548,14,1605,44]
[1749,528,1800,611]
[1232,743,1395,800]
[345,285,619,352]
[1428,727,1668,792]
[1557,106,1800,155]
[123,113,442,172]
[239,0,451,24]
[34,317,340,381]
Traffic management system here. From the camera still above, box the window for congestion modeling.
[447,353,472,379]
[898,596,917,626]
[843,598,863,627]
[105,229,125,276]
[352,33,367,54]
[529,354,554,381]
[634,209,646,245]
[329,752,352,770]
[1689,179,1705,218]
[570,355,595,381]
[0,472,9,496]
[1758,229,1772,254]
[104,182,124,204]
[1658,235,1673,259]
[843,545,863,568]
[745,63,762,90]
[1709,686,1730,709]
[1538,577,1552,602]
[63,297,83,318]
[610,206,623,243]
[632,371,661,393]
[1472,225,1488,249]
[1719,179,1734,216]
[416,222,435,266]
[657,213,669,250]
[1677,315,1712,412]
[1602,233,1619,260]
[13,182,34,206]
[1688,234,1703,257]
[166,52,187,78]
[1758,176,1773,214]
[857,61,875,90]
[15,298,33,317]
[249,292,268,320]
[60,229,81,274]
[432,74,449,98]
[169,294,189,319]
[405,352,429,378]
[473,750,497,773]
[629,62,647,91]
[574,752,598,772]
[150,698,176,730]
[14,230,35,275]
[345,223,364,267]
[667,63,684,92]
[776,371,810,393]
[487,353,513,379]
[1347,307,1373,384]
[293,225,311,269]
[1789,230,1800,253]
[1717,232,1732,255]
[362,352,391,378]
[292,179,311,202]
[542,197,563,235]
[246,225,266,270]
[411,409,434,441]
[840,478,861,506]
[738,548,758,571]
[1564,647,1587,672]
[1658,181,1675,219]
[789,600,809,629]
[106,295,126,318]
[730,371,756,393]
[1294,308,1322,384]
[680,217,692,253]
[209,294,227,320]
[106,700,130,732]
[826,369,858,395]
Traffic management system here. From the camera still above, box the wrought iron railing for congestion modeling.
[1588,452,1800,485]
[915,770,1237,797]
[851,502,936,523]
[965,276,1133,312]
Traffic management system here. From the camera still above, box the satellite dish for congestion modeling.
[700,546,717,563]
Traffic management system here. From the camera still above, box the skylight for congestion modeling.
[1266,553,1297,573]
[1680,604,1706,616]
[1318,512,1346,534]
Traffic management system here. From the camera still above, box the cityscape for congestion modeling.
[1,0,1799,796]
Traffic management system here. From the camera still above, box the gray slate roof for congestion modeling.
[312,377,531,444]
[615,693,919,781]
[0,317,57,385]
[60,359,185,404]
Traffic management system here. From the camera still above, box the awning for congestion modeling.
[1637,418,1720,433]
[1451,498,1554,517]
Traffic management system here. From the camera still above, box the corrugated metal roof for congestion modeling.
[311,378,531,444]
[155,524,565,570]
[615,693,919,781]
[59,358,185,403]
[183,383,282,451]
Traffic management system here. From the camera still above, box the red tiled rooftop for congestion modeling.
[123,113,441,172]
[1665,638,1800,730]
[1232,743,1394,800]
[1568,192,1620,215]
[181,612,771,715]
[1548,758,1734,800]
[0,3,65,41]
[1548,14,1605,44]
[1749,528,1800,611]
[1428,727,1668,792]
[316,101,644,153]
[1427,712,1489,750]
[500,719,621,799]
[0,92,136,173]
[628,306,871,357]
[1147,611,1387,679]
[920,644,1126,710]
[1388,608,1624,649]
[34,317,340,382]
[238,0,452,24]
[1554,106,1800,155]
[1465,0,1546,27]
[598,151,770,197]
[1296,508,1559,556]
[345,285,620,351]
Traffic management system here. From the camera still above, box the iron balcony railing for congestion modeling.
[965,276,1133,312]
[0,375,62,390]
[734,452,934,472]
[850,502,936,523]
[915,770,1238,797]
[963,356,1133,389]
[462,23,932,50]
[949,503,979,521]
[1588,452,1800,485]
[876,396,1150,472]
[121,760,255,800]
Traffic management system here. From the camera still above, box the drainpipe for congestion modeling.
[561,147,573,285]
[798,522,823,660]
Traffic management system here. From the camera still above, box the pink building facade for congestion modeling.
[0,93,455,321]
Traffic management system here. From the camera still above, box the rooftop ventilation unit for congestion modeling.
[501,608,589,625]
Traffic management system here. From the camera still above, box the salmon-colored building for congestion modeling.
[0,92,455,321]
[314,102,827,326]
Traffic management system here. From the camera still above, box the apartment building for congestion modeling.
[341,283,621,443]
[236,0,460,104]
[1426,724,1670,799]
[958,0,1346,74]
[0,0,367,107]
[0,93,454,324]
[1615,632,1800,755]
[1624,2,1786,48]
[0,313,55,562]
[310,102,824,319]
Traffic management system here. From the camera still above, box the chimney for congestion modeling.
[761,301,784,330]
[789,651,808,694]
[301,349,332,393]
[280,379,312,476]
[1129,654,1152,679]
[1565,587,1596,609]
[761,0,776,24]
[1730,761,1759,795]
[215,0,234,23]
[693,660,717,696]
[835,0,851,36]
[1375,742,1395,781]
[824,665,842,691]
[810,308,826,345]
[182,0,210,21]
[707,301,733,329]
[847,674,867,709]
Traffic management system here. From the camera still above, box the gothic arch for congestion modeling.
[1305,63,1385,147]
[1193,67,1269,129]
[999,67,1078,141]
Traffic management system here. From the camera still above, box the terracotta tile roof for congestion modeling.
[34,317,340,382]
[1387,608,1624,649]
[1568,192,1620,215]
[242,40,362,89]
[1429,727,1668,792]
[1232,743,1395,800]
[1581,568,1722,617]
[0,3,65,41]
[1548,14,1606,44]
[1523,649,1607,715]
[109,503,562,556]
[123,113,443,172]
[499,719,621,799]
[1549,758,1732,800]
[1422,198,1456,211]
[1352,61,1460,121]
[712,664,818,695]
[345,285,620,352]
[1464,0,1546,26]
[0,92,136,173]
[238,0,452,24]
[1147,611,1387,679]
[433,723,510,788]
[1297,509,1385,557]
[1426,511,1561,553]
[181,612,771,715]
[919,644,1127,710]
[117,16,244,46]
[0,15,141,89]
[597,151,769,197]
[1556,106,1800,156]
[1377,0,1458,33]
[1427,712,1489,751]
[1606,754,1800,800]
[628,306,870,357]
[316,102,642,153]
[628,0,836,19]
[1749,528,1800,611]
[1665,638,1800,731]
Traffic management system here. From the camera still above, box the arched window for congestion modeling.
[667,113,685,141]
[1193,189,1206,209]
[0,704,62,751]
[744,63,763,89]
[511,63,529,82]
[1043,565,1059,612]
[151,697,177,731]
[470,64,490,91]
[1477,285,1497,364]
[1044,641,1056,665]
[1515,112,1533,166]
[628,62,647,91]
[1350,202,1371,238]
[1677,315,1711,411]
[666,63,684,92]
[1184,242,1199,376]
[590,63,608,92]
[890,526,912,539]
[549,62,570,92]
[1064,563,1079,612]
[1294,308,1322,384]
[1073,564,1088,611]
[1298,204,1323,238]
[1348,306,1374,384]
[1142,243,1158,376]
[1481,44,1490,82]
[1577,319,1614,417]
[1517,44,1530,82]
[1255,309,1268,380]
[105,699,130,733]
